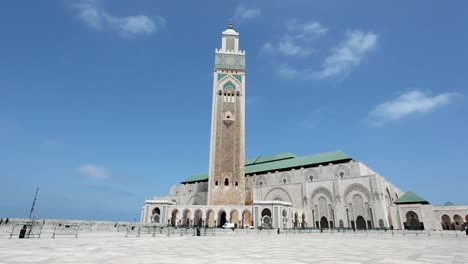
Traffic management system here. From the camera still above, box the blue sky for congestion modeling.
[0,1,467,221]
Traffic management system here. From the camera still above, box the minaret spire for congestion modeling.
[228,18,233,29]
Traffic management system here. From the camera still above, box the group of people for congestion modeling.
[0,218,9,226]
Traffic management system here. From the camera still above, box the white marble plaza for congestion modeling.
[1,229,467,264]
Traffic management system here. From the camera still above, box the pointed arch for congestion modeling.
[343,183,371,204]
[218,74,242,91]
[264,187,292,203]
[310,187,334,205]
[187,195,204,205]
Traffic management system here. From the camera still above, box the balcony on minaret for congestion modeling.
[223,111,235,126]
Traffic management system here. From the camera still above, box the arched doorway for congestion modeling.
[378,219,384,228]
[230,210,239,228]
[171,209,179,227]
[261,208,272,229]
[206,210,215,227]
[152,207,161,223]
[194,209,203,227]
[356,216,366,230]
[453,215,464,230]
[405,211,423,230]
[182,209,191,227]
[465,215,468,225]
[294,212,298,228]
[441,214,451,230]
[242,210,251,228]
[301,213,306,228]
[282,209,288,229]
[320,216,329,229]
[218,211,227,227]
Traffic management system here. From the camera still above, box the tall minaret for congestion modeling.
[207,21,246,205]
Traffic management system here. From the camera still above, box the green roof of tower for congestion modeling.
[444,201,454,206]
[181,150,351,183]
[394,191,429,205]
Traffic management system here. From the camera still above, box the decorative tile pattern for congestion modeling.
[215,54,245,70]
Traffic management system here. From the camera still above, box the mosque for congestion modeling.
[140,22,468,231]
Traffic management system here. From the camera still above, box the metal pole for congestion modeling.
[28,187,39,220]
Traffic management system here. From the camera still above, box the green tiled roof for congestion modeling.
[444,201,454,206]
[245,150,349,175]
[181,150,351,183]
[245,152,296,165]
[181,173,208,183]
[394,191,429,204]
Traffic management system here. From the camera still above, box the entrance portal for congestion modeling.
[171,210,179,227]
[261,208,272,229]
[218,211,227,227]
[356,216,366,230]
[405,211,423,230]
[320,216,329,229]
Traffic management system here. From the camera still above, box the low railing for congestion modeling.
[8,222,43,239]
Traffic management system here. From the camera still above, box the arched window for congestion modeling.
[224,178,229,186]
[282,178,287,184]
[215,181,218,186]
[259,181,264,187]
[309,175,314,181]
[235,181,238,186]
[339,171,345,178]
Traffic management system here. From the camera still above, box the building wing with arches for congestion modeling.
[140,23,468,231]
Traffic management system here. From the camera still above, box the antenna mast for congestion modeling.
[28,187,39,220]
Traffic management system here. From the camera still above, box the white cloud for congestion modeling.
[277,35,313,57]
[276,64,299,79]
[285,19,328,40]
[368,90,457,125]
[274,30,378,80]
[234,4,261,23]
[74,0,164,37]
[315,30,378,79]
[78,164,111,179]
[261,20,325,58]
[261,35,313,57]
[260,42,275,54]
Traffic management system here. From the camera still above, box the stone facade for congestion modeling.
[140,23,468,231]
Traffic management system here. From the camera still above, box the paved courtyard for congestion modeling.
[0,230,467,264]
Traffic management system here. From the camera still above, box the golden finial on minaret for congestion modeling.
[228,18,233,29]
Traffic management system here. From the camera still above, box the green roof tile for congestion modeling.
[181,150,351,183]
[245,150,349,175]
[245,152,296,165]
[444,201,454,206]
[181,173,208,183]
[394,191,429,204]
